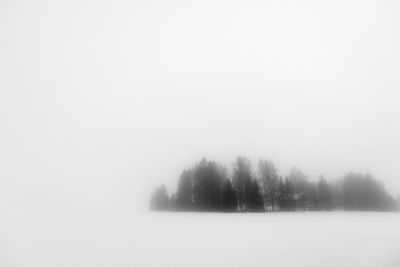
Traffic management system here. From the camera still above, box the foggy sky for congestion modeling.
[1,0,400,211]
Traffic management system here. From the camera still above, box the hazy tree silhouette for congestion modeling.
[233,156,252,211]
[169,193,177,211]
[277,178,285,210]
[192,158,223,211]
[287,167,308,210]
[176,169,193,210]
[308,183,319,210]
[343,172,397,211]
[343,173,362,210]
[329,180,344,210]
[278,178,295,210]
[247,179,265,212]
[150,185,170,211]
[396,195,400,210]
[317,176,333,210]
[150,157,399,212]
[221,179,238,212]
[258,159,279,211]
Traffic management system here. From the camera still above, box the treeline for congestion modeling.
[150,157,399,212]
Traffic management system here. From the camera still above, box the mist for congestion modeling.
[1,0,400,214]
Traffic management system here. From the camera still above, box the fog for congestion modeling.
[1,0,400,213]
[2,211,400,267]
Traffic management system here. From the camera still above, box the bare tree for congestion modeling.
[232,156,252,211]
[258,159,279,211]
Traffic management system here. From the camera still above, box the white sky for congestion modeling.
[1,0,400,211]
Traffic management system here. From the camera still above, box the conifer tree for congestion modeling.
[150,185,170,211]
[221,179,238,212]
[176,169,193,210]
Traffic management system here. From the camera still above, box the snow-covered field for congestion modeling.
[1,209,399,267]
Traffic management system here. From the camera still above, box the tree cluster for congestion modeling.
[342,172,398,211]
[150,157,399,212]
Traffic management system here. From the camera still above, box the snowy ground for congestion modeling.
[1,208,399,267]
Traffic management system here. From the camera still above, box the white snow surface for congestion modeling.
[1,208,399,267]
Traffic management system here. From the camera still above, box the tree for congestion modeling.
[247,179,265,212]
[150,185,170,211]
[169,194,177,211]
[278,177,294,211]
[308,183,319,210]
[317,176,333,210]
[342,173,360,210]
[277,178,285,210]
[233,156,253,211]
[287,167,308,210]
[221,179,238,212]
[342,172,397,211]
[153,157,398,213]
[176,169,193,210]
[258,159,279,211]
[329,179,344,210]
[192,158,223,211]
